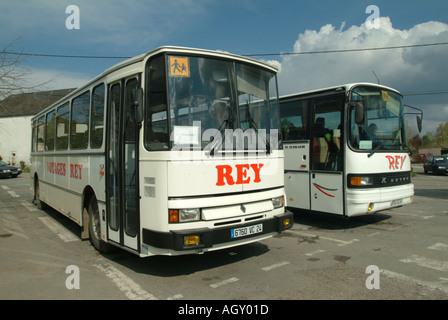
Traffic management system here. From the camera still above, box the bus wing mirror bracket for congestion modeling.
[404,104,423,133]
[132,87,144,124]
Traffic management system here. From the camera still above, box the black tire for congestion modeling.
[88,196,114,253]
[34,178,46,210]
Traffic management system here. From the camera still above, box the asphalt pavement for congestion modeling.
[1,167,448,302]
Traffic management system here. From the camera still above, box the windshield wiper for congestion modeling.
[207,118,229,156]
[368,140,408,158]
[246,102,271,154]
[368,141,386,158]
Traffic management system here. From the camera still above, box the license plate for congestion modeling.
[231,224,263,239]
[391,199,403,206]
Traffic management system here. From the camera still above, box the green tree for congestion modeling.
[422,131,436,147]
[409,134,423,153]
[435,121,448,148]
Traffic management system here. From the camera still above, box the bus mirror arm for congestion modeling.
[131,88,144,124]
[404,104,423,133]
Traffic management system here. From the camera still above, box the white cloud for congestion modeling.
[277,17,448,135]
[24,69,92,91]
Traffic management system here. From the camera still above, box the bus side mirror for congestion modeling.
[417,115,422,133]
[350,101,364,125]
[131,88,144,124]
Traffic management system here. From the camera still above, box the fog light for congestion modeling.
[184,235,200,246]
[283,217,290,228]
[367,203,374,211]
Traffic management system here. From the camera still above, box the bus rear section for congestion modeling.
[280,83,417,218]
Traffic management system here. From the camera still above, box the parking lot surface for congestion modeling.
[1,167,448,301]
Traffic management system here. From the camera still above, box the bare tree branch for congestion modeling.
[0,38,52,100]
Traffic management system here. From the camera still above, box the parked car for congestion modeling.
[423,155,448,175]
[0,160,23,178]
[411,152,431,163]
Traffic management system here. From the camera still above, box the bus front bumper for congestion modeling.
[142,211,293,251]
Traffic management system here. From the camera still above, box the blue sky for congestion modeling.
[1,0,448,136]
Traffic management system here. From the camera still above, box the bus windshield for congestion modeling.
[349,86,405,152]
[166,55,280,152]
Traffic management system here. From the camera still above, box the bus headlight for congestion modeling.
[169,208,200,223]
[350,176,373,187]
[272,196,285,208]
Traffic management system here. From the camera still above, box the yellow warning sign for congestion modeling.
[381,90,389,101]
[169,56,190,77]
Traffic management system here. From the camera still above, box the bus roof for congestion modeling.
[33,46,278,119]
[32,46,277,119]
[279,82,402,101]
[102,46,278,74]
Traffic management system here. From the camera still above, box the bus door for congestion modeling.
[107,77,141,251]
[310,95,344,215]
[284,141,310,210]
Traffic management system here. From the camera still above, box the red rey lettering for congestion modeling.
[250,163,263,183]
[216,165,234,186]
[385,155,406,170]
[235,164,251,185]
[216,163,264,186]
[70,164,83,180]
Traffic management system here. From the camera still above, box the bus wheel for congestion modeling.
[88,196,113,253]
[33,178,46,210]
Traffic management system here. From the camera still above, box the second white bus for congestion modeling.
[280,83,422,217]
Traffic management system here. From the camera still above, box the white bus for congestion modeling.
[279,83,422,217]
[30,46,292,257]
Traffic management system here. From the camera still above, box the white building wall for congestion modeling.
[0,116,32,166]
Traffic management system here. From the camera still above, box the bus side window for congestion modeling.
[71,91,90,150]
[280,100,307,141]
[45,110,56,151]
[37,115,45,152]
[56,103,70,150]
[91,84,105,149]
[31,120,37,152]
